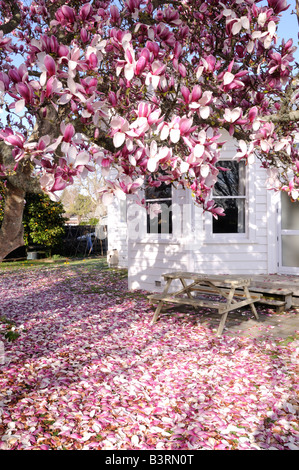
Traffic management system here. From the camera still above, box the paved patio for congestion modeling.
[165,305,299,341]
[219,308,299,341]
[160,274,299,341]
[233,274,299,340]
[225,274,299,305]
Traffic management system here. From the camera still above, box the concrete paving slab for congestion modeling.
[162,305,299,342]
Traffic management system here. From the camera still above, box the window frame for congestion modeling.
[204,157,255,243]
[145,182,173,236]
[212,159,247,235]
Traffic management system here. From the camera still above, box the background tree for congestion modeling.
[0,0,298,261]
[60,169,107,224]
[22,193,66,255]
[70,193,96,223]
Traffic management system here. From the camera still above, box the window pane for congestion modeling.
[281,192,299,230]
[145,182,172,234]
[212,198,246,233]
[145,182,172,200]
[119,199,127,223]
[214,161,245,197]
[282,235,299,267]
[147,201,172,234]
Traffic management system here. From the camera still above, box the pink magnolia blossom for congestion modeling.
[146,141,170,172]
[223,108,244,134]
[110,116,131,148]
[282,179,299,200]
[268,0,290,14]
[145,60,167,90]
[235,140,255,164]
[3,132,26,161]
[147,202,162,219]
[0,0,297,214]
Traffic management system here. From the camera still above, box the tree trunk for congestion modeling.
[0,181,25,261]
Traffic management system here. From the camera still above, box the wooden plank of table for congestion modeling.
[162,271,252,288]
[149,293,260,312]
[191,286,261,301]
[148,294,221,309]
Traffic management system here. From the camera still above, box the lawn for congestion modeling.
[0,257,298,450]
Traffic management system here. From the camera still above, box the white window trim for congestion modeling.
[278,191,299,274]
[127,189,176,244]
[129,187,196,245]
[204,158,257,244]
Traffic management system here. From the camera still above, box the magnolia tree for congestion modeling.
[0,0,298,260]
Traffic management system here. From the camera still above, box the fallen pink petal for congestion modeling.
[0,260,298,450]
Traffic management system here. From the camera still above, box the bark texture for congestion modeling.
[0,142,41,262]
[0,181,25,260]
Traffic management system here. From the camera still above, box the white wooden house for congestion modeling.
[107,130,299,293]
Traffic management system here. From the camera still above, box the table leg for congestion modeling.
[217,311,229,336]
[216,287,235,336]
[243,286,259,320]
[151,301,164,324]
[179,277,193,299]
[151,278,172,324]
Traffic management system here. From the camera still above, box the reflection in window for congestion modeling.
[119,199,127,223]
[145,182,172,234]
[281,191,299,231]
[212,160,246,234]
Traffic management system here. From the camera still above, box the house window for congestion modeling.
[145,182,172,234]
[119,199,127,223]
[212,160,246,234]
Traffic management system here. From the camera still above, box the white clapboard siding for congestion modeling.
[107,199,128,267]
[108,130,281,291]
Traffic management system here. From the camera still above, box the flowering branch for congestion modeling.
[0,0,297,245]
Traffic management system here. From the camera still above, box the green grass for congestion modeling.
[277,334,299,346]
[0,256,110,271]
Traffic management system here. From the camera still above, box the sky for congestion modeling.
[265,0,299,61]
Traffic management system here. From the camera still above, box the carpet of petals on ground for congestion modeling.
[0,260,298,450]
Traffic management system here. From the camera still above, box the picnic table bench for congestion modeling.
[246,285,293,313]
[148,271,261,336]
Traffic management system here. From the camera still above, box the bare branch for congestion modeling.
[0,1,22,35]
[264,110,299,123]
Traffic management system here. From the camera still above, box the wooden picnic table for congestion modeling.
[148,271,261,336]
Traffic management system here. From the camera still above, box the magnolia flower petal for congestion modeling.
[200,163,210,178]
[15,99,25,113]
[124,63,135,81]
[199,106,210,119]
[75,151,90,166]
[113,132,126,148]
[170,128,180,144]
[160,125,169,141]
[223,72,235,85]
[147,157,158,172]
[194,143,205,158]
[180,161,189,173]
[102,191,114,205]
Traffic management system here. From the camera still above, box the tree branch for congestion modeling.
[264,109,299,123]
[0,1,21,35]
